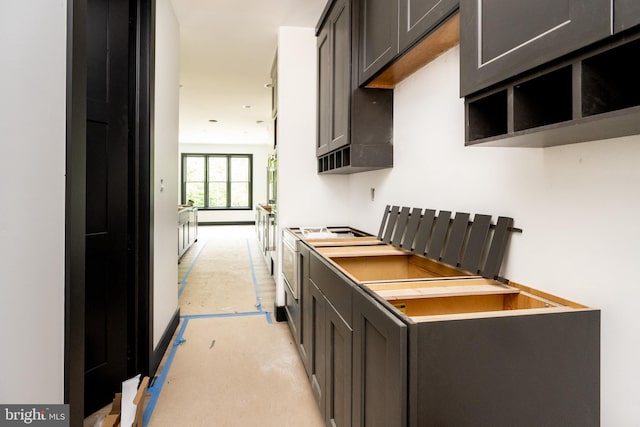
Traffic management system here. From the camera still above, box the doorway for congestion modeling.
[65,0,154,424]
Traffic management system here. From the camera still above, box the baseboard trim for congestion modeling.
[274,304,287,322]
[150,308,180,376]
[198,221,255,226]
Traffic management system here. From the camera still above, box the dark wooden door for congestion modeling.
[352,287,407,427]
[85,0,131,415]
[615,0,640,33]
[358,0,398,85]
[329,0,350,153]
[325,302,353,427]
[460,0,610,96]
[317,23,331,157]
[298,244,312,376]
[308,280,327,411]
[398,0,458,51]
[317,0,350,157]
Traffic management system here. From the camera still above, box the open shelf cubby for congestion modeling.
[513,66,573,131]
[318,146,351,173]
[465,29,640,147]
[581,38,640,117]
[467,89,508,141]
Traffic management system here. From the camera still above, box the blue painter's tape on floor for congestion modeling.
[142,310,274,425]
[178,238,209,298]
[181,311,267,321]
[143,318,190,426]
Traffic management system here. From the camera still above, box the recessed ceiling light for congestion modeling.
[208,119,218,123]
[243,105,251,109]
[256,120,264,124]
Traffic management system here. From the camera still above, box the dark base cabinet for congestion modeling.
[292,242,600,427]
[408,310,600,426]
[352,286,407,427]
[308,251,354,426]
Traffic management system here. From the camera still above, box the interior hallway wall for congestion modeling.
[275,26,350,306]
[153,0,180,348]
[0,0,67,403]
[347,45,640,426]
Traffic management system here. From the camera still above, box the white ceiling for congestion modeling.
[170,0,327,145]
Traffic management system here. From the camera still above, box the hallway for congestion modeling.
[144,225,324,426]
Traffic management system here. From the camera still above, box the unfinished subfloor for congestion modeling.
[86,225,324,426]
[147,225,324,426]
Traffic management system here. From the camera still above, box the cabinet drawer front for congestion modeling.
[310,252,353,325]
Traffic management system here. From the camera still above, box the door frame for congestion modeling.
[65,0,155,425]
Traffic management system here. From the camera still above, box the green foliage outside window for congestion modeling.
[181,154,252,209]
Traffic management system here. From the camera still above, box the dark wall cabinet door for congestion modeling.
[352,287,407,427]
[615,0,640,33]
[359,0,399,85]
[460,0,611,96]
[317,0,350,157]
[398,0,458,51]
[317,0,394,174]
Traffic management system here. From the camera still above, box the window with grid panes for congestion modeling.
[181,154,252,209]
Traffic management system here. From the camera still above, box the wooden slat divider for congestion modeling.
[412,209,436,255]
[376,205,391,240]
[382,205,401,243]
[442,212,471,267]
[425,210,451,260]
[391,207,411,247]
[482,216,514,280]
[401,207,423,249]
[460,214,492,274]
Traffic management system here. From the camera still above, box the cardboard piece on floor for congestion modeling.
[102,376,149,427]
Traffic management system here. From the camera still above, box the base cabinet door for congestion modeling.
[298,244,312,375]
[352,287,407,427]
[325,304,353,427]
[308,280,327,411]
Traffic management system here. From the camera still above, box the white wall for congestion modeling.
[153,0,180,347]
[347,45,640,426]
[275,26,350,305]
[0,0,66,403]
[178,143,272,223]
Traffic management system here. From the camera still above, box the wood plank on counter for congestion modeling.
[316,245,408,257]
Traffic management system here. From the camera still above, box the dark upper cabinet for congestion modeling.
[358,0,459,86]
[398,0,458,51]
[615,0,640,33]
[316,0,393,174]
[358,0,399,84]
[460,0,611,96]
[317,0,349,156]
